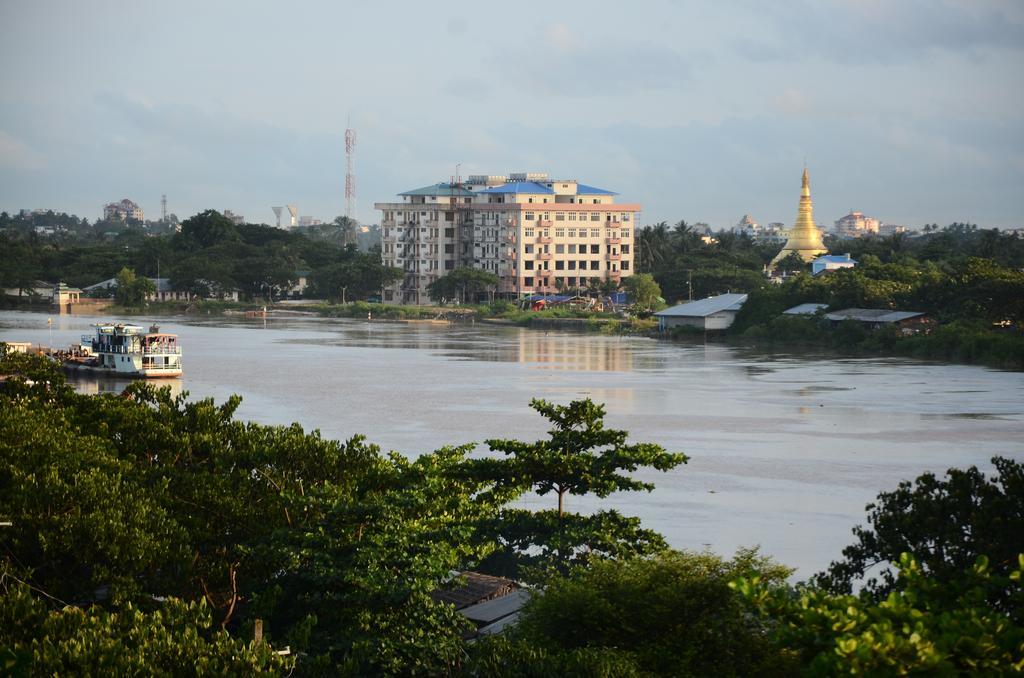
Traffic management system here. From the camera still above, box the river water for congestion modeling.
[3,309,1022,578]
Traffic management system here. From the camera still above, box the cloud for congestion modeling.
[545,24,580,52]
[491,26,692,97]
[735,0,1024,64]
[0,130,46,171]
[773,88,811,115]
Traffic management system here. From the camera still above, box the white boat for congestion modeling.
[64,323,182,378]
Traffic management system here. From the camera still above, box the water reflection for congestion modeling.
[67,375,184,399]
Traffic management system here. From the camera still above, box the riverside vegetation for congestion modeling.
[2,210,1022,366]
[1,349,1022,675]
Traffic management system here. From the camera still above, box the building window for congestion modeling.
[621,244,630,254]
[568,229,576,238]
[444,228,454,238]
[555,228,565,237]
[622,229,630,238]
[568,244,577,254]
[525,277,534,286]
[525,244,534,253]
[555,244,564,253]
[622,261,630,270]
[525,212,534,221]
[445,260,455,270]
[592,199,599,204]
[528,198,533,203]
[525,229,535,237]
[622,213,631,221]
[555,212,565,221]
[590,229,600,237]
[568,212,577,221]
[568,260,576,270]
[555,260,564,270]
[588,213,598,222]
[590,261,600,270]
[525,260,534,270]
[590,244,600,254]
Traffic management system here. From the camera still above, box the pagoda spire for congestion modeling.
[771,167,827,267]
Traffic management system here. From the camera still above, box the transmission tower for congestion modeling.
[345,121,356,222]
[161,194,167,222]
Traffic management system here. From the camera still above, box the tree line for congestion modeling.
[0,210,399,303]
[1,350,1020,674]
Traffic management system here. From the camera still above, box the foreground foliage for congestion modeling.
[470,549,796,677]
[737,553,1024,675]
[816,456,1024,606]
[1,349,1020,674]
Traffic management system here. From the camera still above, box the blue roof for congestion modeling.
[814,255,857,264]
[400,183,476,197]
[478,181,554,195]
[575,183,618,196]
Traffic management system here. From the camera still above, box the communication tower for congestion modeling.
[345,121,356,222]
[161,194,167,222]
[271,206,284,228]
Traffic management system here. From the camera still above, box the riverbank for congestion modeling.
[15,296,1020,370]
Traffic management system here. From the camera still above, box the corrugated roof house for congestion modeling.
[654,293,748,331]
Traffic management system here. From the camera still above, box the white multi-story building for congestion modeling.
[103,198,145,222]
[375,172,639,305]
[834,210,880,238]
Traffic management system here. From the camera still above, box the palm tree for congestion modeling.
[637,222,671,272]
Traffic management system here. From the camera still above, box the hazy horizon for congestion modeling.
[2,1,1022,230]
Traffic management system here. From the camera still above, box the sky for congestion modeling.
[1,0,1022,229]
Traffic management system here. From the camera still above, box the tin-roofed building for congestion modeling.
[376,172,638,305]
[653,293,748,331]
[812,254,857,275]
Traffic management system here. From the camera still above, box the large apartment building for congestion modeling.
[375,172,638,304]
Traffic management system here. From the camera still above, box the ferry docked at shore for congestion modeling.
[63,323,182,378]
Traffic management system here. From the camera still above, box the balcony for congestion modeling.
[538,252,552,260]
[536,236,552,245]
[504,234,516,243]
[606,237,622,245]
[539,220,553,228]
[608,252,622,261]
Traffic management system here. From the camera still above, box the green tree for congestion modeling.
[484,399,687,517]
[737,553,1024,675]
[178,210,240,249]
[470,549,794,677]
[426,267,499,304]
[775,251,808,273]
[113,267,156,306]
[624,273,662,311]
[472,400,686,580]
[309,246,402,302]
[815,457,1024,606]
[0,583,290,675]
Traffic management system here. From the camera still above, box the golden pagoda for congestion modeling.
[771,168,827,268]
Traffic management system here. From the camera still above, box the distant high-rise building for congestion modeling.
[376,172,637,305]
[222,209,245,225]
[103,198,144,222]
[771,169,827,267]
[878,223,908,237]
[834,210,881,238]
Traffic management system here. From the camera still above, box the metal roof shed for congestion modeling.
[654,293,748,331]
